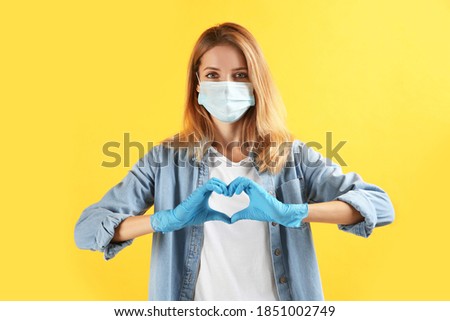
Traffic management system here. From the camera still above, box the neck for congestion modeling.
[212,119,246,161]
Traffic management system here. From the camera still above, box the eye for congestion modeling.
[234,72,248,79]
[205,72,219,79]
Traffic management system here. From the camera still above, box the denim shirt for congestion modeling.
[74,139,395,300]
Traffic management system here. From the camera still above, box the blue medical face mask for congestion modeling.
[196,73,255,123]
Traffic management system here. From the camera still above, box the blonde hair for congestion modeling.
[164,22,294,174]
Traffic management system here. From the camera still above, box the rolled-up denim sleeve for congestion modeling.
[295,140,395,238]
[74,148,157,260]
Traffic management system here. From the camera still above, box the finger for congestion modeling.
[208,177,228,187]
[204,182,225,195]
[207,180,229,195]
[235,181,249,195]
[227,176,249,195]
[207,178,229,194]
[207,210,232,224]
[226,176,245,192]
[230,208,252,223]
[234,178,254,195]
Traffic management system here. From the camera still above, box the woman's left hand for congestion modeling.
[227,176,308,227]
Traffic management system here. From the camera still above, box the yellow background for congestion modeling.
[1,0,449,300]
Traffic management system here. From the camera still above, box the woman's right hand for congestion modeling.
[150,177,231,233]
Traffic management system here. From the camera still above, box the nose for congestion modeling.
[224,73,233,82]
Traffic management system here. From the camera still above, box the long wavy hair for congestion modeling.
[163,22,294,174]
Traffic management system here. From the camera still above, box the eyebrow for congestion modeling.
[202,66,248,71]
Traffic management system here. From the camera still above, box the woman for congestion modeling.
[74,22,395,301]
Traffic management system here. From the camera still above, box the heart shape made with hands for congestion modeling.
[198,175,307,228]
[150,177,307,233]
[208,186,251,221]
[203,176,275,225]
[151,176,307,233]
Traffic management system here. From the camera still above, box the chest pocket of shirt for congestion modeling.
[275,178,308,230]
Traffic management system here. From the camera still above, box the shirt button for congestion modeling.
[271,222,278,227]
[279,276,287,284]
[274,248,282,256]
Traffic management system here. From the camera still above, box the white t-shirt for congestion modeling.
[193,149,279,301]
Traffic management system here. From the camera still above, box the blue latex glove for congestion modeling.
[150,177,231,233]
[227,176,309,227]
